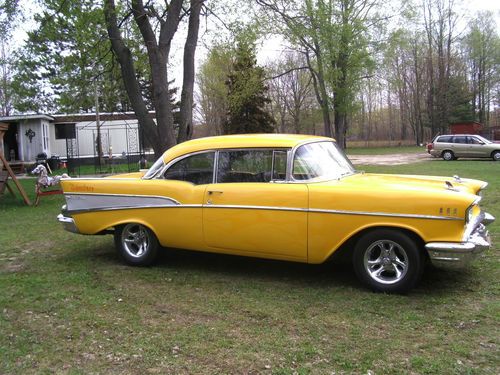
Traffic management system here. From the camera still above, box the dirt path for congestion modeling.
[348,153,430,165]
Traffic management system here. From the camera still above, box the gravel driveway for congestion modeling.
[348,153,430,165]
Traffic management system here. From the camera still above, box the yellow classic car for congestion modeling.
[57,134,495,293]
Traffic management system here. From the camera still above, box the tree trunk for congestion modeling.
[178,0,203,143]
[103,0,165,156]
[132,0,181,153]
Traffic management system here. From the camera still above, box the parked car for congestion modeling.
[427,134,500,161]
[57,134,494,293]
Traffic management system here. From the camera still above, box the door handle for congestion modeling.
[208,190,224,195]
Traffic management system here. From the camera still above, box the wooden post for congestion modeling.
[0,123,32,205]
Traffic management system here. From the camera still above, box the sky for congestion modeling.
[8,0,500,110]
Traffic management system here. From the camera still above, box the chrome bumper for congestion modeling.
[425,212,494,269]
[57,213,80,234]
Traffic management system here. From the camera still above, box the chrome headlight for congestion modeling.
[466,205,475,223]
[477,182,488,197]
[465,197,482,223]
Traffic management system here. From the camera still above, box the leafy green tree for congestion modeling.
[225,34,275,134]
[12,0,129,113]
[0,0,22,115]
[197,42,234,135]
[257,0,379,148]
[463,11,500,126]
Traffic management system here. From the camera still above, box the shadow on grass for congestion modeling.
[59,239,483,296]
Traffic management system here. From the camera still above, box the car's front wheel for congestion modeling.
[492,151,500,161]
[114,223,159,266]
[353,229,424,293]
[442,150,455,161]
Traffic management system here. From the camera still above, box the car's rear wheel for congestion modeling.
[353,229,424,293]
[442,150,455,161]
[492,151,500,161]
[114,223,159,266]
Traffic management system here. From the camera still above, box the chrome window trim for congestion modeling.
[214,147,291,184]
[158,150,217,184]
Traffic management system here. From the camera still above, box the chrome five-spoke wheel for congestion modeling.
[363,240,408,285]
[115,223,159,266]
[353,229,424,293]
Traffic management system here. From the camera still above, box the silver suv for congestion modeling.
[428,134,500,161]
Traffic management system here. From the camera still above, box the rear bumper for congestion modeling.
[425,212,494,269]
[57,213,80,234]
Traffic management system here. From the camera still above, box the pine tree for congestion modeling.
[225,38,275,134]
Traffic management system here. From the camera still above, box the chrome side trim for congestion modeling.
[66,204,203,215]
[64,192,181,204]
[203,204,308,212]
[62,177,140,181]
[308,208,461,221]
[202,204,460,220]
[62,195,462,221]
[64,193,180,213]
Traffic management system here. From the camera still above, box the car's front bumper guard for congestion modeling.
[425,212,495,269]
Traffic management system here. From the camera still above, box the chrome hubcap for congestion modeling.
[122,224,150,258]
[363,240,408,285]
[494,153,500,161]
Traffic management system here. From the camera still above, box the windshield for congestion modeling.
[142,156,165,179]
[475,135,492,144]
[292,141,356,181]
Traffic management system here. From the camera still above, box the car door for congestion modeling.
[452,136,468,157]
[203,149,308,261]
[467,136,486,157]
[155,151,215,250]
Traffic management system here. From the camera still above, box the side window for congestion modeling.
[164,152,215,185]
[468,137,482,145]
[454,136,467,144]
[217,149,282,183]
[437,136,452,143]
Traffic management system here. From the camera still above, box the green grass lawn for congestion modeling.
[0,161,498,374]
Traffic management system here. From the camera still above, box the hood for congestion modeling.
[308,173,484,220]
[340,173,485,195]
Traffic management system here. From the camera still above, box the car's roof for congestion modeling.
[437,134,481,137]
[162,133,334,162]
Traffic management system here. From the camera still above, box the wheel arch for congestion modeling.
[490,150,500,159]
[325,224,427,263]
[441,149,455,158]
[99,218,160,239]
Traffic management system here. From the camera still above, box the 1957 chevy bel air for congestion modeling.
[57,134,494,293]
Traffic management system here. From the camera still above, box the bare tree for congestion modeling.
[267,52,315,133]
